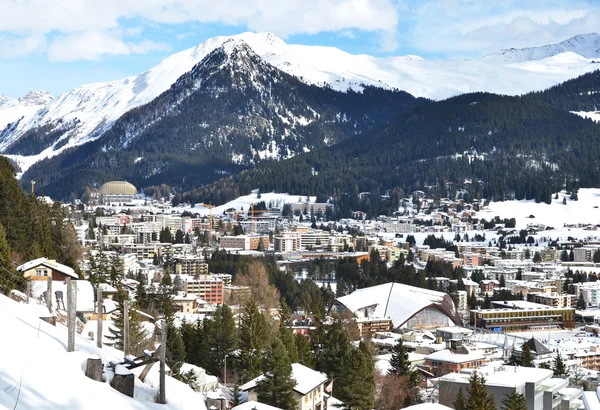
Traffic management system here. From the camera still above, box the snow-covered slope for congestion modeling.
[0,293,205,409]
[2,31,600,172]
[0,90,52,132]
[483,33,600,64]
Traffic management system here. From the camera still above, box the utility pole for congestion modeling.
[67,278,77,352]
[26,281,31,304]
[159,320,167,404]
[123,299,130,358]
[46,275,53,313]
[96,286,103,349]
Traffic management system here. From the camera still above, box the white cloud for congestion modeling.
[404,0,600,57]
[0,34,45,58]
[0,0,401,60]
[47,30,170,62]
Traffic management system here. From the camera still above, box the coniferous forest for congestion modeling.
[0,156,81,293]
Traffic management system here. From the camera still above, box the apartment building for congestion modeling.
[171,255,208,276]
[220,234,269,250]
[527,292,577,308]
[184,275,224,305]
[274,232,301,252]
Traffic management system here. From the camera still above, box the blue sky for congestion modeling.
[1,0,599,98]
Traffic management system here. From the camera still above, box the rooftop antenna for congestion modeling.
[31,180,35,197]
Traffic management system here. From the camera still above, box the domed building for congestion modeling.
[98,181,138,204]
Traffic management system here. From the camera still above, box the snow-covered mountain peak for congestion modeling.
[0,93,16,108]
[483,33,600,63]
[18,90,54,106]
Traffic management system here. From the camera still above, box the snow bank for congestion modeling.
[0,294,204,409]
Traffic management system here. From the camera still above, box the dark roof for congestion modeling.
[523,338,551,355]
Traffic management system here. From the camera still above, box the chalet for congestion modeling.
[240,363,329,410]
[18,258,78,281]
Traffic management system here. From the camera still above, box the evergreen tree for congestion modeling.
[0,221,22,294]
[505,351,521,366]
[388,338,418,385]
[520,343,535,368]
[336,346,375,410]
[501,389,527,410]
[499,274,506,288]
[239,298,271,382]
[454,387,466,410]
[106,287,149,355]
[577,294,587,310]
[257,338,297,410]
[533,252,542,263]
[466,372,497,410]
[279,301,298,363]
[166,322,187,376]
[553,352,567,377]
[295,334,314,368]
[205,304,238,377]
[109,253,124,287]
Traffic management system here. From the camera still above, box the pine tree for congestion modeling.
[577,294,587,310]
[239,298,271,382]
[553,352,567,377]
[257,338,297,410]
[520,343,535,368]
[109,254,124,287]
[0,221,22,294]
[501,389,527,410]
[388,338,410,376]
[336,346,375,410]
[279,302,298,363]
[166,322,187,376]
[454,387,466,410]
[466,372,497,410]
[295,333,314,368]
[106,287,149,355]
[205,304,238,377]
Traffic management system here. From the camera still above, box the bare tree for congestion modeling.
[234,260,280,314]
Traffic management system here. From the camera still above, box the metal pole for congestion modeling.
[67,278,77,352]
[97,286,103,348]
[224,354,228,388]
[46,275,53,313]
[26,281,31,304]
[159,320,167,404]
[123,300,130,357]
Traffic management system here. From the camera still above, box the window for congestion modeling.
[36,269,48,276]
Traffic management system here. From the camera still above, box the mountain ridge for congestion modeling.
[3,31,600,175]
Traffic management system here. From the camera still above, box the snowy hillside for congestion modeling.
[2,32,600,173]
[483,33,600,64]
[0,293,204,410]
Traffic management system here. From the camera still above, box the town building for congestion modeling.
[240,363,329,410]
[331,282,461,333]
[220,235,269,251]
[469,300,576,331]
[170,255,208,276]
[274,232,302,252]
[438,365,583,410]
[18,258,78,282]
[184,275,224,305]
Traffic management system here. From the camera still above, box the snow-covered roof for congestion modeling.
[404,404,452,410]
[17,257,77,279]
[440,365,552,388]
[425,348,485,364]
[232,401,283,410]
[240,363,328,395]
[333,282,460,329]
